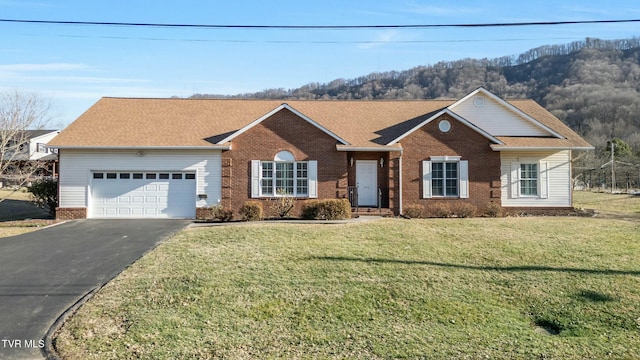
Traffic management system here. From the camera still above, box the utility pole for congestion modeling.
[611,140,616,192]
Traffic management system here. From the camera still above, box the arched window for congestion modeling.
[250,151,317,198]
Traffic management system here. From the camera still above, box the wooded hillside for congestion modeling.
[192,37,640,187]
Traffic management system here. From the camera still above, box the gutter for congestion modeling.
[49,145,232,150]
[490,145,595,151]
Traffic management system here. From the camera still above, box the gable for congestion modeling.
[219,104,349,145]
[449,89,559,137]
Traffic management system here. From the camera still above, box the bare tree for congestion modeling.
[0,91,53,202]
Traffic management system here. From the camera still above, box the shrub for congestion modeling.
[425,203,452,218]
[239,201,263,221]
[28,179,57,216]
[270,189,296,218]
[211,206,233,222]
[301,199,351,220]
[403,204,426,218]
[485,201,503,217]
[452,203,477,218]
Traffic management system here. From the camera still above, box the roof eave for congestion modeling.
[52,145,232,150]
[336,145,403,152]
[490,145,595,151]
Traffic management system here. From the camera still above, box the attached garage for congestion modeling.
[89,171,196,218]
[55,149,223,220]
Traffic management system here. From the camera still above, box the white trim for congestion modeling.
[387,109,503,146]
[51,145,232,150]
[510,161,520,199]
[336,145,403,152]
[218,103,350,145]
[491,145,594,151]
[539,161,549,199]
[449,87,565,139]
[430,155,461,162]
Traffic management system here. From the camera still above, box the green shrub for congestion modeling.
[403,204,426,218]
[28,179,57,216]
[301,199,351,220]
[211,206,233,222]
[239,201,263,221]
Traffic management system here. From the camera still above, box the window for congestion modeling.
[146,173,157,179]
[261,161,305,196]
[132,173,143,179]
[252,159,317,198]
[520,164,538,196]
[106,173,117,179]
[510,161,548,199]
[185,173,196,180]
[431,162,458,197]
[172,173,183,180]
[159,173,170,179]
[422,158,469,199]
[93,172,104,179]
[119,173,130,179]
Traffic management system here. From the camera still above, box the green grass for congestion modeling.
[55,206,640,359]
[573,190,640,219]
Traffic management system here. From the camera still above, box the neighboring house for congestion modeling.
[0,130,59,186]
[48,88,592,219]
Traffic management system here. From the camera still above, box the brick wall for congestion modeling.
[221,108,348,217]
[56,207,87,220]
[400,114,502,214]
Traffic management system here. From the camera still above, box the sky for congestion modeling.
[1,0,639,128]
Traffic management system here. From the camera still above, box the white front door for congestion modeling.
[356,160,378,206]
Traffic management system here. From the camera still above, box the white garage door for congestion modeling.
[89,171,196,218]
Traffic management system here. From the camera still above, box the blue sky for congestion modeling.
[1,0,639,128]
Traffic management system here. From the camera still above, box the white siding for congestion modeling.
[500,151,572,207]
[58,149,221,209]
[453,94,550,136]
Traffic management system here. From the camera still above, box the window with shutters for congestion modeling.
[252,151,317,198]
[422,157,469,199]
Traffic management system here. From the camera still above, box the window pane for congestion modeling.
[133,173,143,179]
[520,164,538,196]
[261,161,274,195]
[119,173,130,179]
[106,173,117,179]
[93,173,104,179]
[146,173,157,179]
[446,163,458,180]
[185,173,196,180]
[446,179,458,196]
[432,179,444,196]
[159,173,169,179]
[172,173,183,180]
[432,163,443,179]
[276,162,294,195]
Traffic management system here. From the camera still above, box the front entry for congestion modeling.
[356,160,378,206]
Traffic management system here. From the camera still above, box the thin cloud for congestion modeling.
[358,30,399,49]
[0,63,90,72]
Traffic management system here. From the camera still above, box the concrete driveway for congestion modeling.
[0,219,189,359]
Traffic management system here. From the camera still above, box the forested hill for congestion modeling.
[191,37,640,157]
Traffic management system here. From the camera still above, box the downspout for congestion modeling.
[398,153,403,215]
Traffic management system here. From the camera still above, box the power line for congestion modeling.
[1,18,639,30]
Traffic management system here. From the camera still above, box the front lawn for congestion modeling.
[55,213,640,359]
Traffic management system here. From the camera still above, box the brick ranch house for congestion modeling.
[48,87,592,220]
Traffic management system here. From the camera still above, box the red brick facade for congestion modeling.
[56,207,87,220]
[221,108,348,217]
[400,114,501,214]
[218,110,503,218]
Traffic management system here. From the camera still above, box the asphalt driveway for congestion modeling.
[0,219,189,359]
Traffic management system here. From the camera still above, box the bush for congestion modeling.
[239,201,263,221]
[426,203,452,218]
[270,189,296,218]
[28,179,57,216]
[403,204,426,218]
[485,201,503,217]
[301,199,351,220]
[452,203,477,218]
[211,206,233,222]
